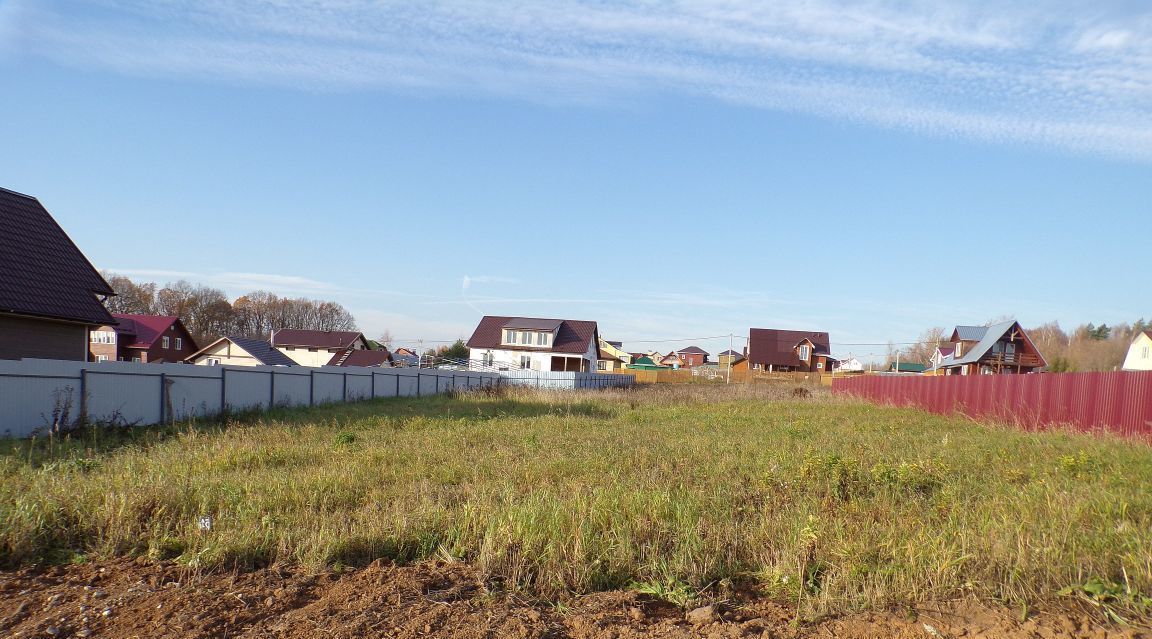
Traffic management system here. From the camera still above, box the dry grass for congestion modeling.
[1,384,1150,617]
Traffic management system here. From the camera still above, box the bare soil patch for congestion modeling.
[1,559,1144,639]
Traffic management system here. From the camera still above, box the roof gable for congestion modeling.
[951,325,988,342]
[0,187,114,325]
[467,315,598,355]
[188,336,297,366]
[111,314,184,348]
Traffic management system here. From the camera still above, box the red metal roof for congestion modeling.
[747,328,831,368]
[110,314,184,349]
[330,349,394,367]
[467,316,598,355]
[0,187,114,325]
[272,329,365,349]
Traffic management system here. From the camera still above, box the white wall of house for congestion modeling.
[277,346,345,367]
[1122,333,1152,371]
[470,345,595,372]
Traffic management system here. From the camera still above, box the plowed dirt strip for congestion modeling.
[0,559,1144,639]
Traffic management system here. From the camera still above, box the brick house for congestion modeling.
[89,314,199,363]
[0,187,116,361]
[675,346,710,367]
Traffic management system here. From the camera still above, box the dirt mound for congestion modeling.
[0,559,1144,638]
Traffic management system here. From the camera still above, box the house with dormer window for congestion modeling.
[932,320,1046,375]
[466,316,599,372]
[746,328,835,373]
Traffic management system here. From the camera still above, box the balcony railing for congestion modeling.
[985,352,1043,367]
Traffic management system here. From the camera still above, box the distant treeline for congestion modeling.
[102,274,357,345]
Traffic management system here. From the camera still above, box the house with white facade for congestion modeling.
[271,329,371,367]
[1122,331,1152,371]
[467,316,599,372]
[186,336,297,367]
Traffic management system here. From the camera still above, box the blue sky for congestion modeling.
[1,0,1149,360]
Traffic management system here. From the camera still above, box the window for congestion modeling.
[1144,346,1150,359]
[482,352,494,367]
[132,357,141,363]
[520,355,532,369]
[175,337,183,350]
[521,331,531,345]
[206,357,220,366]
[817,362,823,370]
[286,346,296,350]
[597,360,607,371]
[96,355,108,362]
[798,344,811,361]
[308,347,318,352]
[90,331,115,344]
[162,336,170,349]
[505,330,517,345]
[537,332,547,346]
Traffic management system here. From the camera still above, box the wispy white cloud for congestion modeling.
[17,1,1148,157]
[107,268,339,295]
[461,274,518,290]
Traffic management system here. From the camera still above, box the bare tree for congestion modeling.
[96,274,358,343]
[102,274,157,315]
[901,327,946,365]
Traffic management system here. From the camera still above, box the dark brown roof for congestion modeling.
[331,349,394,367]
[467,315,598,355]
[271,329,365,349]
[747,328,831,368]
[504,318,563,331]
[676,345,709,355]
[0,187,114,325]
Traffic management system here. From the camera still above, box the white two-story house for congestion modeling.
[466,316,600,372]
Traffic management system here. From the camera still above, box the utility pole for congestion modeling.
[726,332,733,384]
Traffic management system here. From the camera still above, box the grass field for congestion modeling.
[2,385,1150,617]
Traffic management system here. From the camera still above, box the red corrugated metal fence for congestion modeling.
[831,371,1152,438]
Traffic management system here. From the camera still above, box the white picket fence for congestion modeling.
[0,359,502,438]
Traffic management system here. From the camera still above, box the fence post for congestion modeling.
[309,369,315,407]
[342,371,348,402]
[79,368,88,425]
[396,373,400,397]
[220,367,227,415]
[269,369,276,409]
[371,371,376,398]
[159,372,167,425]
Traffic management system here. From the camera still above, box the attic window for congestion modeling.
[798,344,811,361]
